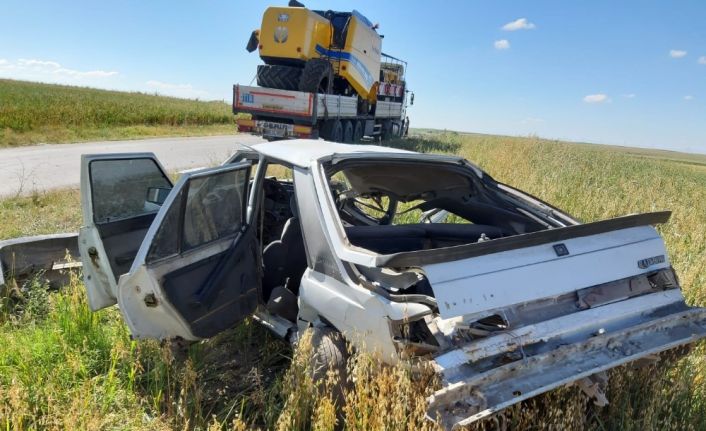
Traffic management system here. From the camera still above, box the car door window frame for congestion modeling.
[141,161,252,267]
[88,156,173,225]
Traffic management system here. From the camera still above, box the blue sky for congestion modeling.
[1,1,704,153]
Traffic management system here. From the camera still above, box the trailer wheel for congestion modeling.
[321,119,343,142]
[299,59,333,94]
[380,120,392,141]
[342,120,354,143]
[256,64,302,91]
[353,121,364,142]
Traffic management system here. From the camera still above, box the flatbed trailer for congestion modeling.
[233,84,408,141]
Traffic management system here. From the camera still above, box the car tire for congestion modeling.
[256,64,302,91]
[298,59,333,94]
[309,326,349,408]
[342,120,354,143]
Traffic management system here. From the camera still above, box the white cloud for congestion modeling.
[684,95,694,101]
[145,80,209,99]
[669,49,687,58]
[622,93,636,98]
[698,56,706,65]
[583,93,609,104]
[0,58,118,84]
[502,18,536,31]
[494,39,510,50]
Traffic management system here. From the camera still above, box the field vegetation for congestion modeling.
[1,131,706,430]
[0,79,237,147]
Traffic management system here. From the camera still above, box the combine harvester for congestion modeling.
[233,1,413,141]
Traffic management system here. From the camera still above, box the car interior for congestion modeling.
[324,159,557,255]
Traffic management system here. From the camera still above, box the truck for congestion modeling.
[72,140,706,429]
[233,2,412,141]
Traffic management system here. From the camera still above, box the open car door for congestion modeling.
[81,156,260,340]
[79,153,174,311]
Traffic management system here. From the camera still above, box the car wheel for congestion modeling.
[309,326,348,408]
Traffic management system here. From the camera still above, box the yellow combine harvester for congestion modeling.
[235,1,412,141]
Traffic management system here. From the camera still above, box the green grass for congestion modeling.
[0,79,238,147]
[1,131,706,430]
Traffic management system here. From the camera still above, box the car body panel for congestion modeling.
[423,224,668,319]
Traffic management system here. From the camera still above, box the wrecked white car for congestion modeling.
[77,140,706,429]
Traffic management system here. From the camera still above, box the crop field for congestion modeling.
[0,79,237,147]
[1,131,706,430]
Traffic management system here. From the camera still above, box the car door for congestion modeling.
[118,161,261,340]
[81,155,261,340]
[79,153,174,311]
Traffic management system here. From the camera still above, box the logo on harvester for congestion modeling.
[274,26,288,43]
[277,13,289,22]
[638,254,665,269]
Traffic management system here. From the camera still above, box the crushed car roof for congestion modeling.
[246,139,418,168]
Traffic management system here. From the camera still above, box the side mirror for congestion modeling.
[246,30,259,53]
[410,92,415,106]
[146,187,171,206]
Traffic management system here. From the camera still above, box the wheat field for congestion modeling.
[1,131,705,430]
[0,79,237,147]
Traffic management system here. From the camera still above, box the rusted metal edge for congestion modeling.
[0,233,80,289]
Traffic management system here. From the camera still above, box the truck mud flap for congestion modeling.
[0,233,80,289]
[426,293,706,429]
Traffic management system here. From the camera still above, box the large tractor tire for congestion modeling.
[299,59,333,94]
[256,64,302,91]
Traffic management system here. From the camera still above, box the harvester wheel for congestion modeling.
[353,121,364,142]
[256,64,302,91]
[299,59,333,94]
[342,120,354,143]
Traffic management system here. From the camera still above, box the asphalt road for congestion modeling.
[0,134,265,198]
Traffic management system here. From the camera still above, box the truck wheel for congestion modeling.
[353,121,364,142]
[320,119,343,142]
[256,64,302,91]
[380,120,392,141]
[299,59,333,94]
[324,120,343,142]
[342,120,354,143]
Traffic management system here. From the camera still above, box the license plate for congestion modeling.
[258,121,292,137]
